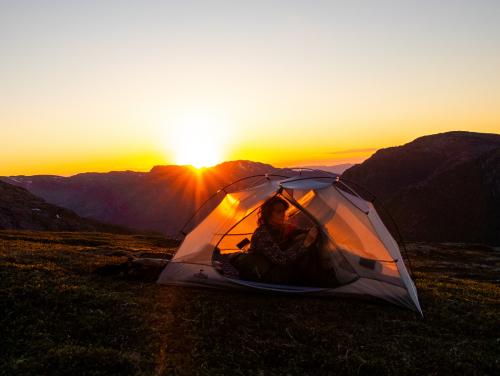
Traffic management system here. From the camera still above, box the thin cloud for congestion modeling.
[328,148,378,155]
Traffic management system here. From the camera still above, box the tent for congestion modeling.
[157,172,422,314]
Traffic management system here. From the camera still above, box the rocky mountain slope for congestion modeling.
[0,180,132,233]
[3,132,499,244]
[1,161,293,235]
[342,131,500,245]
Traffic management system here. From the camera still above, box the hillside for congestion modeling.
[0,181,133,233]
[0,230,498,375]
[1,161,293,235]
[342,131,500,245]
[3,131,500,244]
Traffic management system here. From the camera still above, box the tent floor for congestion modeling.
[212,251,241,279]
[212,251,343,289]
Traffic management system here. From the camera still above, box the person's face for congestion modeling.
[269,203,287,226]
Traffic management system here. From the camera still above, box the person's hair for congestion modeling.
[258,196,289,226]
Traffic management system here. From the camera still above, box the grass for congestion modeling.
[0,230,498,375]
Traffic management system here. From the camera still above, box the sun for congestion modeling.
[169,112,228,169]
[175,139,222,169]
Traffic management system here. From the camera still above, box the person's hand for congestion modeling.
[303,227,319,247]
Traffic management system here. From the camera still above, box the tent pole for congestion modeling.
[178,174,290,237]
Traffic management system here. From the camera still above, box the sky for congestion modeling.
[1,0,499,175]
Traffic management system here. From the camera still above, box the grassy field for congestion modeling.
[0,230,498,375]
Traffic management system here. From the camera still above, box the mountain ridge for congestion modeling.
[1,160,292,235]
[0,180,133,233]
[2,132,499,244]
[342,131,500,245]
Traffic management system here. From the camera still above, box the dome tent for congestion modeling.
[157,172,422,314]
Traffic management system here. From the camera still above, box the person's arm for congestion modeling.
[303,227,319,247]
[249,226,293,267]
[280,226,319,262]
[284,235,313,262]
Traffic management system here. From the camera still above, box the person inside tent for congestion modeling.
[231,196,339,286]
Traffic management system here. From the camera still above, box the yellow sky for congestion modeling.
[1,1,499,176]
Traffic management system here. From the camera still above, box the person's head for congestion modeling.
[258,196,290,227]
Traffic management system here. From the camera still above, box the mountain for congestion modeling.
[0,180,132,233]
[1,161,293,235]
[4,132,499,244]
[292,164,354,175]
[342,131,500,245]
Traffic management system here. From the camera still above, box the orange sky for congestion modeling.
[1,1,499,176]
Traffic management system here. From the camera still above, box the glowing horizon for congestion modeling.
[1,1,499,176]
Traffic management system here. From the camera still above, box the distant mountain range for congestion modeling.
[1,161,293,235]
[2,131,499,245]
[293,164,353,175]
[342,131,500,245]
[0,180,132,233]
